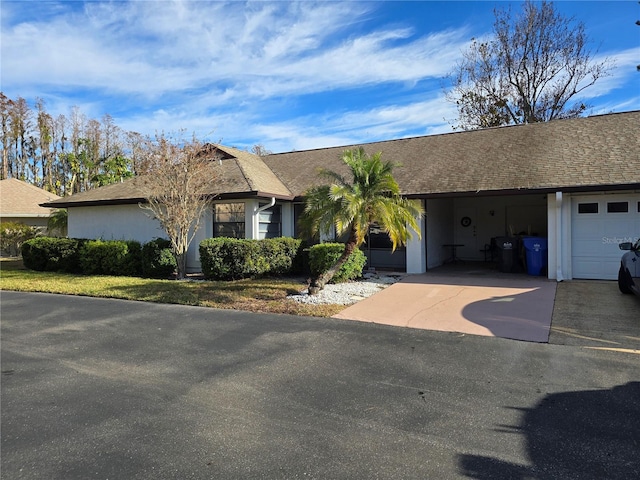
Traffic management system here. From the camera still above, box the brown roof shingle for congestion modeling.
[263,110,640,197]
[1,178,61,217]
[44,111,640,207]
[44,146,293,207]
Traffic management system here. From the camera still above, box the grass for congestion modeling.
[0,258,345,317]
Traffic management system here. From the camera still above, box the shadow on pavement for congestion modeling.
[460,288,552,342]
[458,381,640,479]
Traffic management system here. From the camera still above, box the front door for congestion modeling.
[454,207,478,260]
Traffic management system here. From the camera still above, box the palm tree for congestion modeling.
[300,147,424,294]
[47,209,68,237]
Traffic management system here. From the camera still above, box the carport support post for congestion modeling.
[555,191,564,282]
[406,206,426,274]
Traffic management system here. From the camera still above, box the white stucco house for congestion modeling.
[43,111,640,281]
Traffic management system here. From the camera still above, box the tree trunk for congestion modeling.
[175,251,187,280]
[308,230,359,295]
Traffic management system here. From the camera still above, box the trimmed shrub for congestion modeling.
[262,237,305,275]
[142,238,177,278]
[21,237,84,272]
[199,238,262,280]
[1,222,38,257]
[79,239,142,276]
[199,237,304,280]
[308,242,366,283]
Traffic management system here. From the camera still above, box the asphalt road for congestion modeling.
[2,291,639,479]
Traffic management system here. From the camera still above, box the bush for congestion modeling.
[199,237,304,280]
[199,238,264,280]
[1,222,39,257]
[142,238,177,278]
[79,239,142,276]
[262,237,306,275]
[308,242,366,283]
[21,237,84,272]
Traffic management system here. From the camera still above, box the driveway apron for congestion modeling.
[333,271,556,342]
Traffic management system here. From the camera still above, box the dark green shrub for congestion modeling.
[308,242,366,283]
[199,237,227,279]
[79,239,142,276]
[199,238,264,280]
[199,237,304,280]
[142,238,176,278]
[1,222,38,257]
[21,237,84,272]
[262,237,304,275]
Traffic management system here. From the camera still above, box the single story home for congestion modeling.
[43,111,640,281]
[1,178,61,230]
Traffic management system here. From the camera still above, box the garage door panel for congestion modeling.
[572,258,619,280]
[571,194,640,280]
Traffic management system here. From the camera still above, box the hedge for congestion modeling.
[21,237,85,273]
[79,239,142,276]
[308,242,366,283]
[199,237,304,280]
[22,237,143,276]
[141,238,177,278]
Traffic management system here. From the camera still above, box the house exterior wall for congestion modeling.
[68,204,166,243]
[1,216,50,229]
[68,204,213,273]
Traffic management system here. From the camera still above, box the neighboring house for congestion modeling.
[1,178,61,231]
[43,111,640,281]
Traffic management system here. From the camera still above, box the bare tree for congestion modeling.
[250,144,272,156]
[137,133,220,279]
[447,0,613,130]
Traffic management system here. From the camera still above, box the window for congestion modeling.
[607,202,628,213]
[258,203,281,239]
[293,203,305,238]
[364,224,405,250]
[578,203,598,214]
[214,203,245,238]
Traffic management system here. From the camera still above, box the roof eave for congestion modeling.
[40,198,147,208]
[405,183,640,199]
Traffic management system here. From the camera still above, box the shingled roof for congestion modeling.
[43,111,640,208]
[44,145,293,208]
[263,110,640,198]
[1,178,61,217]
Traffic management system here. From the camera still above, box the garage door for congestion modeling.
[571,194,640,280]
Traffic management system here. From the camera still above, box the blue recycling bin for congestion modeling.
[522,237,547,276]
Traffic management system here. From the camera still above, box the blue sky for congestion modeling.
[2,1,639,153]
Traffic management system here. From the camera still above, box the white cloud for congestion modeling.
[2,0,637,156]
[2,1,468,101]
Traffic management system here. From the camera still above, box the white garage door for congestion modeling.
[571,194,640,280]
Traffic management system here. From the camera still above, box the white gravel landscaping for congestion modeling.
[287,272,404,305]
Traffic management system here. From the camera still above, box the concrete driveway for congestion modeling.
[334,267,556,342]
[334,265,640,347]
[550,279,640,351]
[2,291,639,479]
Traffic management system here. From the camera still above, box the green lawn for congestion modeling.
[0,258,344,317]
